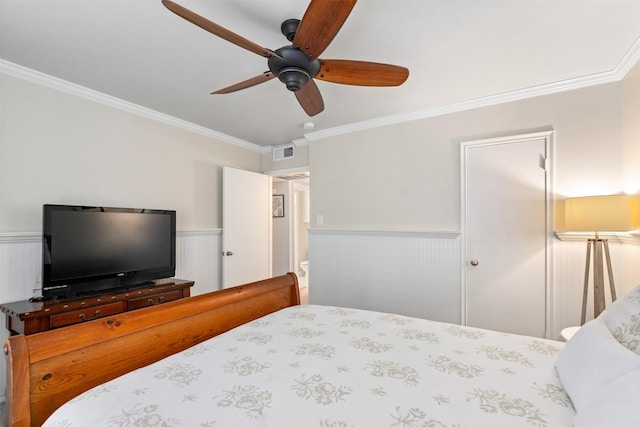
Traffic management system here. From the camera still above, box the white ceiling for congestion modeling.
[2,0,640,148]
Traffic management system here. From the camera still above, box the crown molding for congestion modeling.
[0,60,263,153]
[305,35,640,143]
[4,32,639,152]
[292,137,309,147]
[617,34,640,77]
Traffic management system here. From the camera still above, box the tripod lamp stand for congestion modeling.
[563,195,639,325]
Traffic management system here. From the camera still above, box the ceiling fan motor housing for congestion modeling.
[268,46,320,91]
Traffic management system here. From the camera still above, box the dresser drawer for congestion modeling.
[50,301,124,329]
[1,279,194,335]
[127,290,182,310]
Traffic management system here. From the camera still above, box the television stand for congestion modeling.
[0,279,194,335]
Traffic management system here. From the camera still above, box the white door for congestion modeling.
[462,132,552,338]
[222,167,272,288]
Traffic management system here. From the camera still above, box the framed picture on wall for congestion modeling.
[272,194,284,218]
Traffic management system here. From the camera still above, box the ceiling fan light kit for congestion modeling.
[268,47,320,92]
[162,0,409,116]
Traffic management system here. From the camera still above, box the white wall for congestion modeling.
[0,71,264,296]
[0,74,262,233]
[0,72,262,401]
[309,61,640,338]
[622,58,640,194]
[1,54,639,401]
[310,80,629,230]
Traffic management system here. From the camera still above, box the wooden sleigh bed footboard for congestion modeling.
[3,273,300,427]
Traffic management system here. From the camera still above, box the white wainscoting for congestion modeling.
[309,229,640,341]
[0,229,222,401]
[2,229,638,401]
[175,229,222,296]
[309,229,463,324]
[552,237,640,332]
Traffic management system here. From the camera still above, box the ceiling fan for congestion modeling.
[162,0,409,116]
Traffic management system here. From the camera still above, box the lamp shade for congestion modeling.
[563,195,640,232]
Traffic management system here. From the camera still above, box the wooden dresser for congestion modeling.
[0,278,194,335]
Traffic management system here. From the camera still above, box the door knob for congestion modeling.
[223,251,234,256]
[470,259,479,266]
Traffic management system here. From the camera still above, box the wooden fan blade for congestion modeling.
[315,60,409,86]
[293,0,357,60]
[295,80,324,116]
[211,72,275,94]
[162,0,278,58]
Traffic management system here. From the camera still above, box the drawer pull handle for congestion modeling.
[78,309,101,321]
[147,296,165,306]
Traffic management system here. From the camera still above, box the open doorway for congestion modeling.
[272,172,310,303]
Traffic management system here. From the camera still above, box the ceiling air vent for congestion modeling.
[273,145,294,161]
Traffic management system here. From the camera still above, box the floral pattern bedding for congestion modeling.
[44,305,575,426]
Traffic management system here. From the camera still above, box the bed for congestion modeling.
[4,273,640,426]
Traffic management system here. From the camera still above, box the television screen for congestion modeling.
[43,204,176,298]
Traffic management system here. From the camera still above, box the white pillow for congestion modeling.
[573,369,640,427]
[555,319,640,411]
[598,283,640,356]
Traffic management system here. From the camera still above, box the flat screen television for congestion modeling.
[42,204,176,298]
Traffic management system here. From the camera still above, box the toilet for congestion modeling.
[298,261,309,304]
[299,260,309,277]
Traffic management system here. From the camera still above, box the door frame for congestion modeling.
[460,130,555,338]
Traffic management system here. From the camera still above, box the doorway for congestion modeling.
[461,131,554,338]
[271,173,310,302]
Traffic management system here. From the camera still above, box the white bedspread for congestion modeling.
[44,305,575,426]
